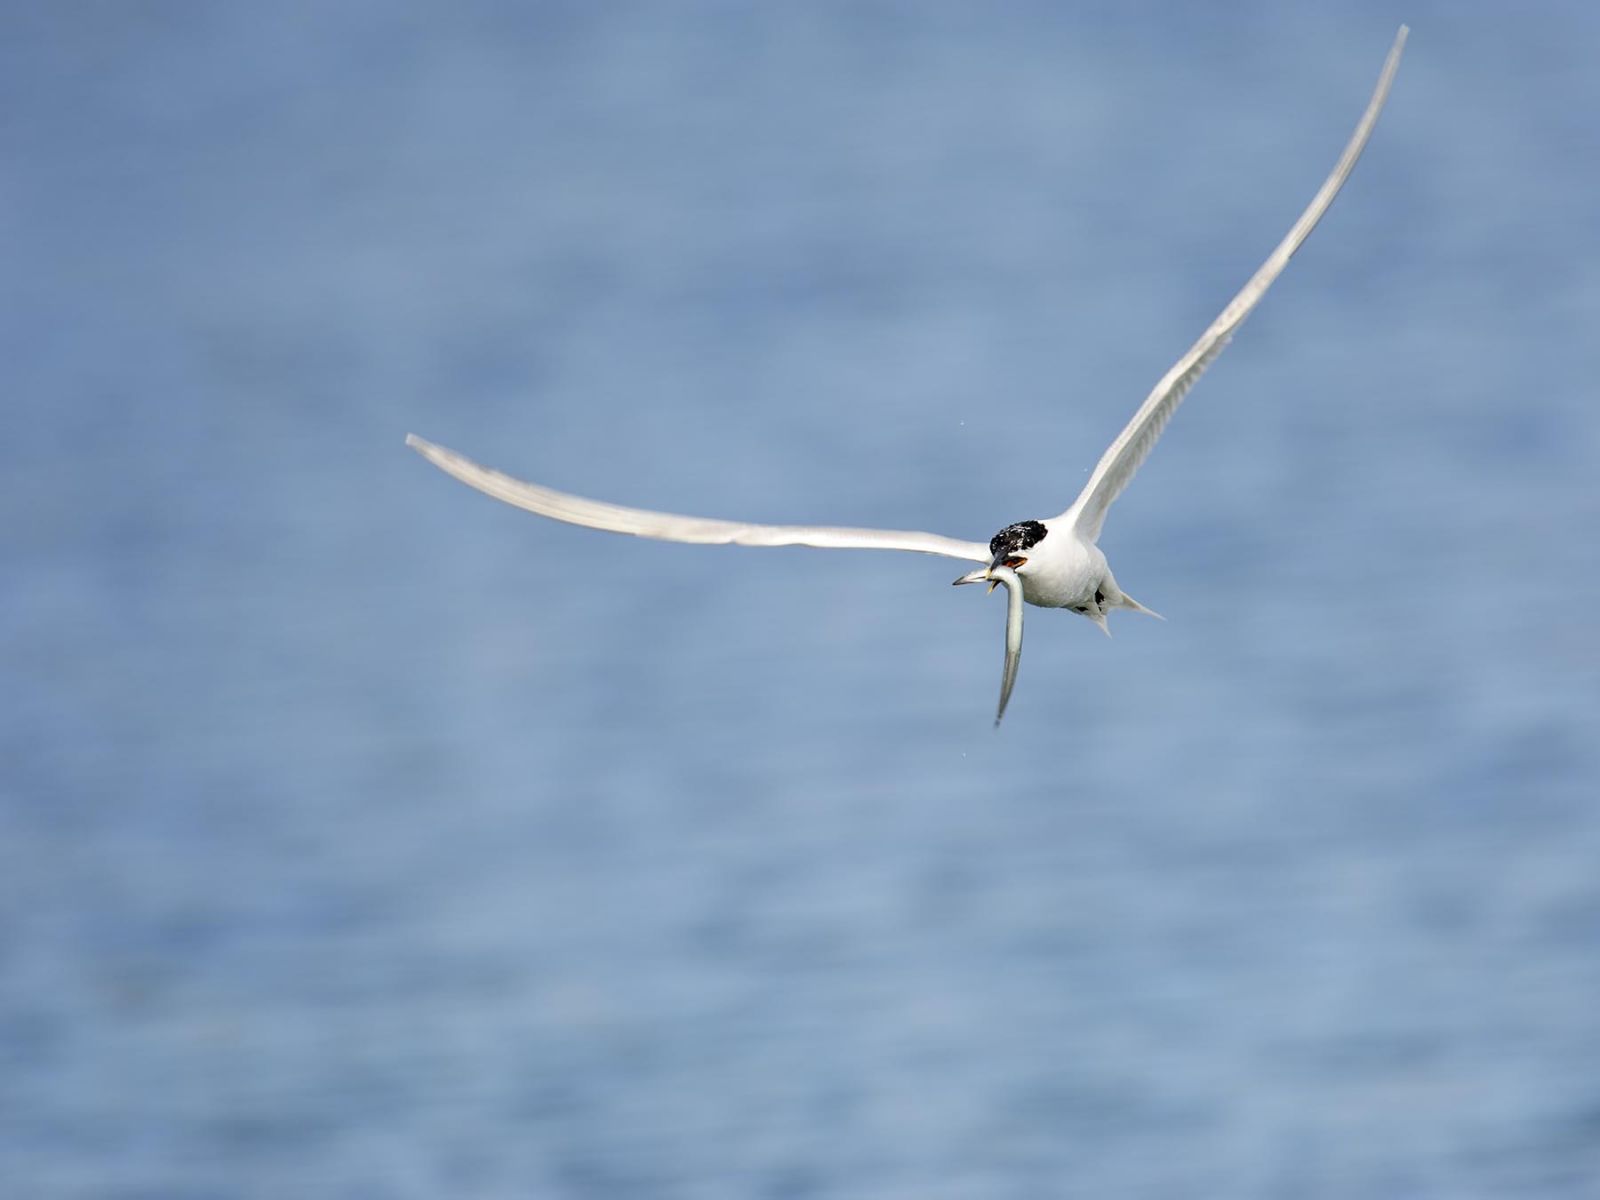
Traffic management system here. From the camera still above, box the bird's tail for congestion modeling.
[1116,592,1165,621]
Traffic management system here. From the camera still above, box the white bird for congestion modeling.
[409,27,1407,725]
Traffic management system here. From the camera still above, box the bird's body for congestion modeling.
[969,520,1139,634]
[1015,529,1106,615]
[408,28,1408,723]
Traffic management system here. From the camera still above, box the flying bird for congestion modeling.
[409,27,1407,724]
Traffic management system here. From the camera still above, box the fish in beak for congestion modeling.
[952,554,1015,594]
[952,561,1027,725]
[952,564,992,588]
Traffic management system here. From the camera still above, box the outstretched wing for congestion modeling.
[407,435,990,563]
[1061,26,1407,543]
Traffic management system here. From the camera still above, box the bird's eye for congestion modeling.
[1003,555,1027,569]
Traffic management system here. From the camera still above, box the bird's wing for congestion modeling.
[1059,25,1407,543]
[407,435,991,563]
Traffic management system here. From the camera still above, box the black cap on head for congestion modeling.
[989,520,1048,559]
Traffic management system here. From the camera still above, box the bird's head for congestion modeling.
[952,520,1049,591]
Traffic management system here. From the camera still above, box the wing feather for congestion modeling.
[406,435,990,563]
[1062,26,1407,541]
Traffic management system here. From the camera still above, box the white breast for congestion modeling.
[1019,531,1105,609]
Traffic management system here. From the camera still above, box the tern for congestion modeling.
[409,27,1406,724]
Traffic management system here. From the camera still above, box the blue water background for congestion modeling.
[4,3,1599,1196]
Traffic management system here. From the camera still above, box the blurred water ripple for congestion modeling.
[3,3,1598,1196]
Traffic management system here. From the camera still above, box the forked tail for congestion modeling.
[1117,592,1165,621]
